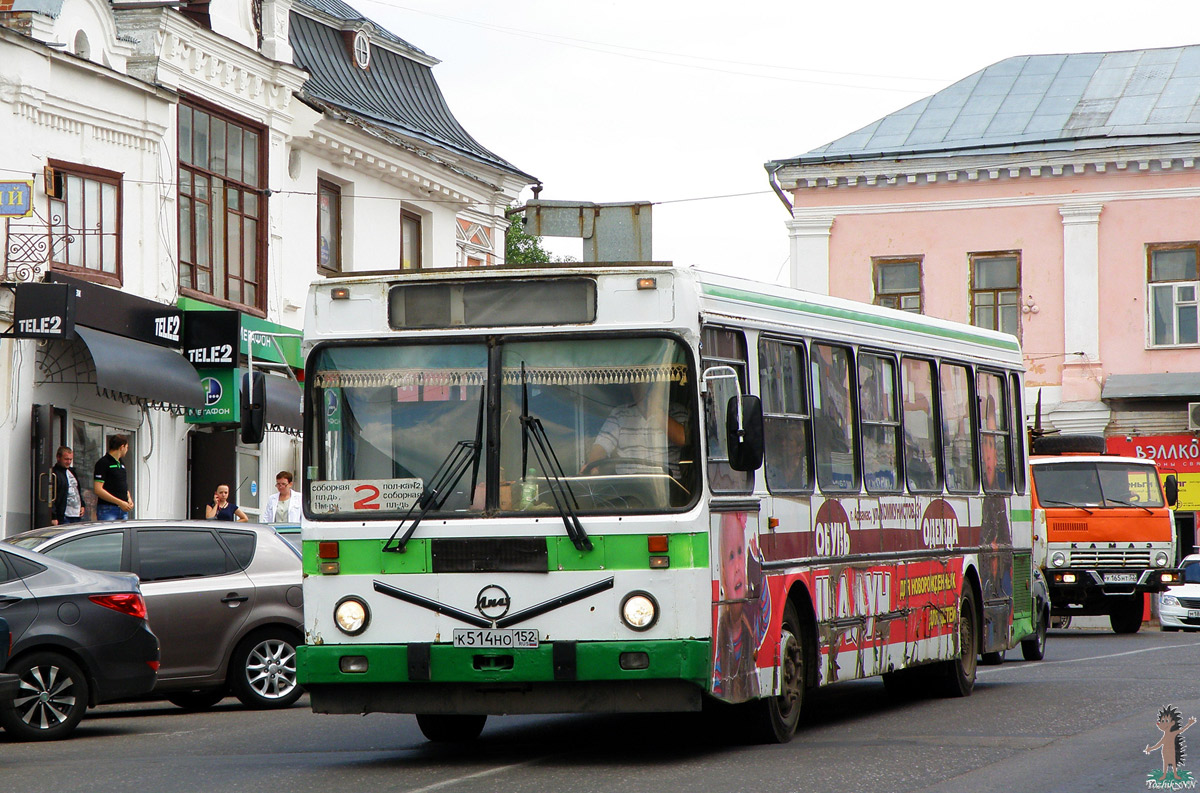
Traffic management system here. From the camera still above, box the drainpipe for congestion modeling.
[765,162,793,214]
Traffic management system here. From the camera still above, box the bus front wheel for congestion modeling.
[747,600,806,743]
[936,586,978,698]
[416,714,487,743]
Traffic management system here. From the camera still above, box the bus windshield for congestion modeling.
[1032,461,1165,508]
[306,336,699,518]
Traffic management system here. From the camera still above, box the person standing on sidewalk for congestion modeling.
[93,434,133,522]
[263,471,302,524]
[51,446,85,525]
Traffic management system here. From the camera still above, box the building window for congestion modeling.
[401,209,422,270]
[46,161,121,281]
[317,179,342,275]
[178,101,266,310]
[873,257,922,313]
[970,252,1020,337]
[352,30,371,69]
[1149,244,1200,346]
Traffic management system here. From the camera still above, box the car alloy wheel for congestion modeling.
[0,651,90,741]
[230,629,302,709]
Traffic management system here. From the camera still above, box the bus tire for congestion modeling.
[936,586,978,698]
[1110,600,1143,634]
[980,649,1005,665]
[1021,607,1048,661]
[746,600,806,743]
[416,713,487,743]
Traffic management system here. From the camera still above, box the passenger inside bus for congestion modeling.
[583,380,689,477]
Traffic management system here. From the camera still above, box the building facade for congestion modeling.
[766,45,1200,553]
[0,0,533,534]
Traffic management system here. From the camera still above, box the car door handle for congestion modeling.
[0,596,22,607]
[221,594,249,604]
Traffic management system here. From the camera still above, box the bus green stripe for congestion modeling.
[298,640,711,686]
[1011,508,1032,522]
[302,533,710,575]
[701,283,1022,352]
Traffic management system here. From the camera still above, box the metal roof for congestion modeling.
[291,0,426,57]
[288,9,535,182]
[777,45,1200,166]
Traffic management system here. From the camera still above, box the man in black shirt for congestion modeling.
[93,434,133,521]
[51,446,85,525]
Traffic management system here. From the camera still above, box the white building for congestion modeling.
[0,0,534,533]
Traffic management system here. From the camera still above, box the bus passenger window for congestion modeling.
[977,371,1011,494]
[859,353,901,493]
[812,343,858,493]
[759,339,812,493]
[901,358,940,492]
[940,363,978,492]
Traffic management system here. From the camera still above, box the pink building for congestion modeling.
[766,45,1200,548]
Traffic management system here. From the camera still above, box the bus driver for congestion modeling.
[583,380,688,477]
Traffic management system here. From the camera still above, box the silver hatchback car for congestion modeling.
[5,520,303,711]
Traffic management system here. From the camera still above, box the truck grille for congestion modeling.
[1068,549,1151,568]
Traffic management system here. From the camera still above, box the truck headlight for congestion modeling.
[1051,552,1066,568]
[1154,552,1169,567]
[620,591,659,631]
[335,596,370,635]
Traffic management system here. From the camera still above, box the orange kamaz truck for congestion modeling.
[1030,434,1181,634]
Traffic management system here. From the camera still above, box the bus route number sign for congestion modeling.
[309,479,423,513]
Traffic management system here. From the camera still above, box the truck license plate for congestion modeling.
[1103,572,1138,584]
[452,628,539,649]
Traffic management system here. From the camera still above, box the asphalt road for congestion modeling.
[5,627,1199,793]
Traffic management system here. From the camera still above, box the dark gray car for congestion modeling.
[6,520,302,711]
[0,544,158,740]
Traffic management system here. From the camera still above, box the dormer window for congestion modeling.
[352,30,370,69]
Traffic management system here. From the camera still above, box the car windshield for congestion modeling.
[1032,461,1165,508]
[4,527,73,550]
[1182,562,1200,584]
[306,336,699,518]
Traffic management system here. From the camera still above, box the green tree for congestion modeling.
[505,212,552,265]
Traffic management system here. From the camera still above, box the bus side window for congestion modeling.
[940,362,979,493]
[1009,372,1026,495]
[901,357,940,492]
[702,326,752,494]
[977,371,1011,494]
[859,353,901,493]
[759,338,812,493]
[812,343,859,493]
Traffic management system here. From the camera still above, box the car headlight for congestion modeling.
[334,596,370,635]
[1161,594,1180,607]
[1051,552,1066,568]
[620,591,659,632]
[1155,552,1169,567]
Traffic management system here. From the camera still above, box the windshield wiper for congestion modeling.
[520,362,592,552]
[1039,498,1094,514]
[1105,497,1153,514]
[384,384,487,553]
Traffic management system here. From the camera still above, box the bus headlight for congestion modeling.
[1155,552,1169,567]
[335,597,370,635]
[1051,552,1066,567]
[620,592,659,632]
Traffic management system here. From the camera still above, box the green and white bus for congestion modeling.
[294,263,1036,743]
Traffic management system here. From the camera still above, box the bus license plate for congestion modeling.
[452,629,539,649]
[1103,572,1138,584]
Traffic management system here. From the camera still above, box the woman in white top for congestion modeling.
[263,470,303,523]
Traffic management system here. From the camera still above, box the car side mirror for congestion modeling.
[726,394,764,472]
[1165,474,1179,508]
[240,370,266,445]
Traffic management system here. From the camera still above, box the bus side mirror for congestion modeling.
[1165,474,1179,508]
[726,394,764,472]
[240,370,266,445]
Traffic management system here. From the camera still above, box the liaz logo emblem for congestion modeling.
[475,585,510,619]
[201,377,223,407]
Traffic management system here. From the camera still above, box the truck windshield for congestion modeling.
[1032,461,1165,508]
[306,337,699,518]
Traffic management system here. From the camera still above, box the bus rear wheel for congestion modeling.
[416,714,487,743]
[936,586,978,698]
[746,600,806,743]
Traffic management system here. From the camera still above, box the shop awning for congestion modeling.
[263,373,303,432]
[1103,372,1200,400]
[75,326,205,409]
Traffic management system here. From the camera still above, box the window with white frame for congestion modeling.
[1149,244,1200,346]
